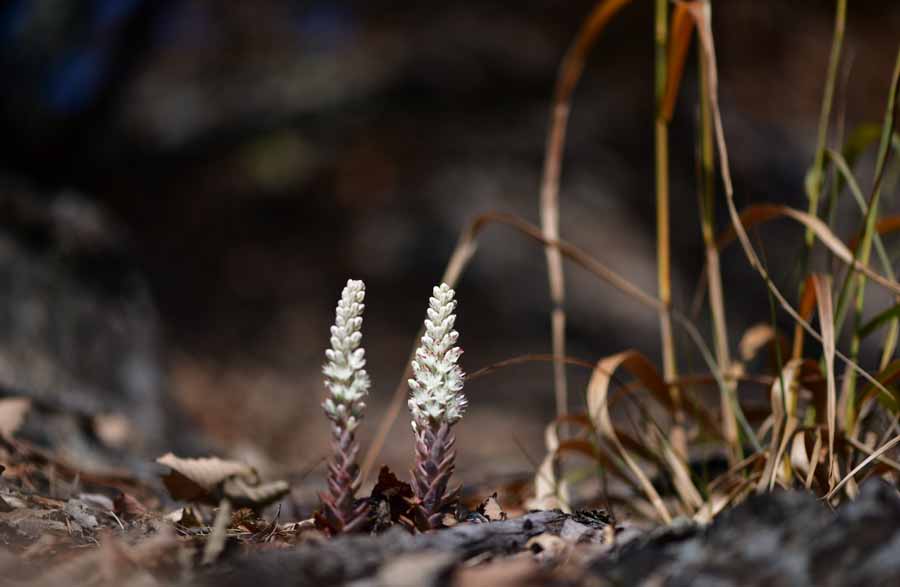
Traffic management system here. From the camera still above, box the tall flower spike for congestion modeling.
[408,283,466,530]
[319,279,370,533]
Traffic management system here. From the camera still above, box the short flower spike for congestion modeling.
[408,283,466,529]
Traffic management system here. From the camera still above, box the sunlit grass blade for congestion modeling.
[713,203,900,298]
[826,148,899,369]
[811,274,838,489]
[832,47,900,432]
[686,1,896,424]
[653,0,685,458]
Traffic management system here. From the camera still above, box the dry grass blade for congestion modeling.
[686,2,895,407]
[653,0,685,460]
[654,428,704,513]
[805,429,823,489]
[770,417,799,491]
[829,147,900,369]
[715,203,900,298]
[661,1,698,122]
[811,274,838,489]
[540,0,634,430]
[826,433,900,500]
[804,0,847,248]
[844,435,900,474]
[467,354,595,381]
[586,350,674,523]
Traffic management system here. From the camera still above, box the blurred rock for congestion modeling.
[0,181,187,467]
[590,479,900,586]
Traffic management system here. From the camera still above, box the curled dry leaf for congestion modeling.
[367,466,415,531]
[526,420,570,512]
[586,350,674,524]
[156,453,288,508]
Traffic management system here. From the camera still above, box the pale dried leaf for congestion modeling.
[812,274,838,490]
[738,323,776,362]
[477,493,507,522]
[790,431,811,476]
[0,398,30,437]
[156,453,257,503]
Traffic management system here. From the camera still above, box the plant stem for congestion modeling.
[322,427,368,533]
[696,2,738,464]
[655,0,685,458]
[804,0,847,250]
[411,422,458,530]
[838,48,900,433]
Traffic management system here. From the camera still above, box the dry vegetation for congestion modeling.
[364,0,900,526]
[2,0,900,584]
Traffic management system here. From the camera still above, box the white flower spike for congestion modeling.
[408,283,467,431]
[322,279,370,433]
[407,282,467,529]
[319,279,370,533]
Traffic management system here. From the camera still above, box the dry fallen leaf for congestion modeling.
[156,453,258,503]
[156,453,289,511]
[476,493,507,522]
[0,398,31,437]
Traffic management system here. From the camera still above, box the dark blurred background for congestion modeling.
[0,0,898,483]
